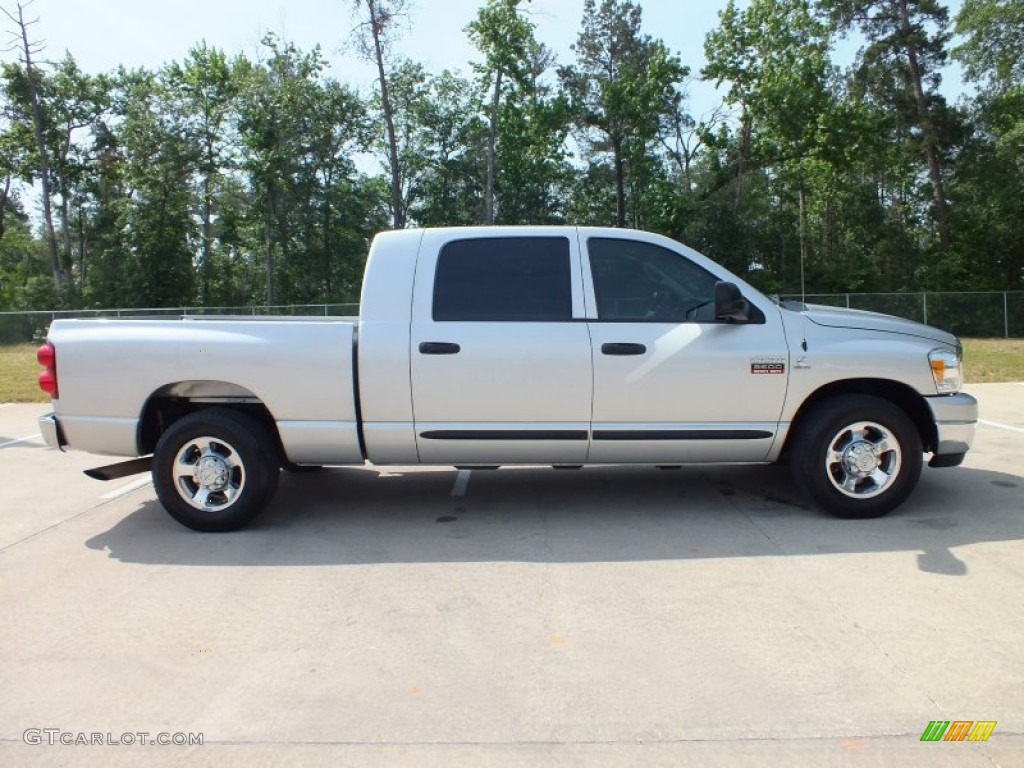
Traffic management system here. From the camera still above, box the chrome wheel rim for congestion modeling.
[825,420,902,499]
[171,436,245,512]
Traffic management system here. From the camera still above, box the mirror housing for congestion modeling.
[714,281,753,323]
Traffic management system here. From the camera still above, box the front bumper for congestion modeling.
[925,392,978,456]
[39,412,66,451]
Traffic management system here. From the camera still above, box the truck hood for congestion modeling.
[800,303,958,346]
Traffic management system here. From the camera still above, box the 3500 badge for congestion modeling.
[751,356,786,375]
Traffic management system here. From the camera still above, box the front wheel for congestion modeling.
[153,409,280,532]
[791,395,922,519]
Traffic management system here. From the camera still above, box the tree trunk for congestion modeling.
[59,188,73,280]
[735,108,751,211]
[57,127,76,282]
[0,176,10,240]
[485,69,503,225]
[13,2,65,289]
[798,184,809,300]
[897,0,951,252]
[265,233,275,307]
[77,201,87,287]
[612,134,626,228]
[323,171,333,299]
[265,184,277,306]
[367,0,405,229]
[682,148,693,197]
[201,158,213,303]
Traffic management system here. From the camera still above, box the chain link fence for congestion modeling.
[0,304,360,344]
[779,292,1024,339]
[1,293,1022,344]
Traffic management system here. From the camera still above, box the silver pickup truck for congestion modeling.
[37,226,977,531]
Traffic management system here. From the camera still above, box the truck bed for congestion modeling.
[47,317,363,464]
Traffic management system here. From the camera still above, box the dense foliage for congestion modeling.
[0,0,1021,312]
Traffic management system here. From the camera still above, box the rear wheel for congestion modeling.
[153,409,279,532]
[791,395,922,519]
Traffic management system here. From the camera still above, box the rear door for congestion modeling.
[410,229,593,464]
[583,232,790,463]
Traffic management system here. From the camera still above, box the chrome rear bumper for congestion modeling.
[38,412,65,451]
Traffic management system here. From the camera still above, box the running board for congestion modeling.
[84,456,153,481]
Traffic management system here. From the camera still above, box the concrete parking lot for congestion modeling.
[1,384,1022,767]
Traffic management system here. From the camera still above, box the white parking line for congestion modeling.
[0,403,13,408]
[100,477,152,500]
[0,433,41,448]
[979,419,1024,434]
[451,469,471,497]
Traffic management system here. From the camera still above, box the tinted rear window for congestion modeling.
[433,237,572,321]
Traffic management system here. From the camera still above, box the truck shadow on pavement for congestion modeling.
[84,462,1023,575]
[0,435,45,448]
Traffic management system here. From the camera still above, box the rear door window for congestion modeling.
[433,237,572,321]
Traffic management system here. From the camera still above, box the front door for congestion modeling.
[583,234,790,463]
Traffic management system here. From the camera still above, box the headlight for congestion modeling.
[929,347,962,393]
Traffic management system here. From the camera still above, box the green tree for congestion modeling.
[559,0,689,228]
[237,37,379,305]
[704,0,859,292]
[493,74,574,224]
[0,78,33,244]
[392,64,485,226]
[467,0,536,223]
[1,53,107,302]
[0,191,53,314]
[352,0,408,229]
[954,0,1024,92]
[236,38,323,304]
[1,1,64,288]
[949,0,1024,288]
[113,67,197,307]
[45,55,107,290]
[165,44,239,304]
[822,0,956,252]
[954,0,1024,158]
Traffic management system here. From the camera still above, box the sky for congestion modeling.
[6,0,968,126]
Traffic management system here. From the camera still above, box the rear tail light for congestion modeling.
[37,342,58,398]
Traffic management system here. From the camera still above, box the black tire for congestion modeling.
[152,408,280,532]
[790,395,922,519]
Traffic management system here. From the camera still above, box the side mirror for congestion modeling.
[714,281,752,323]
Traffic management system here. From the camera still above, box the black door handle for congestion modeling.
[419,342,461,355]
[601,342,647,356]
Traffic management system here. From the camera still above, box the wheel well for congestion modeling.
[137,385,283,458]
[785,379,937,455]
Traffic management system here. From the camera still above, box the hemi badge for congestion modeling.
[751,356,786,375]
